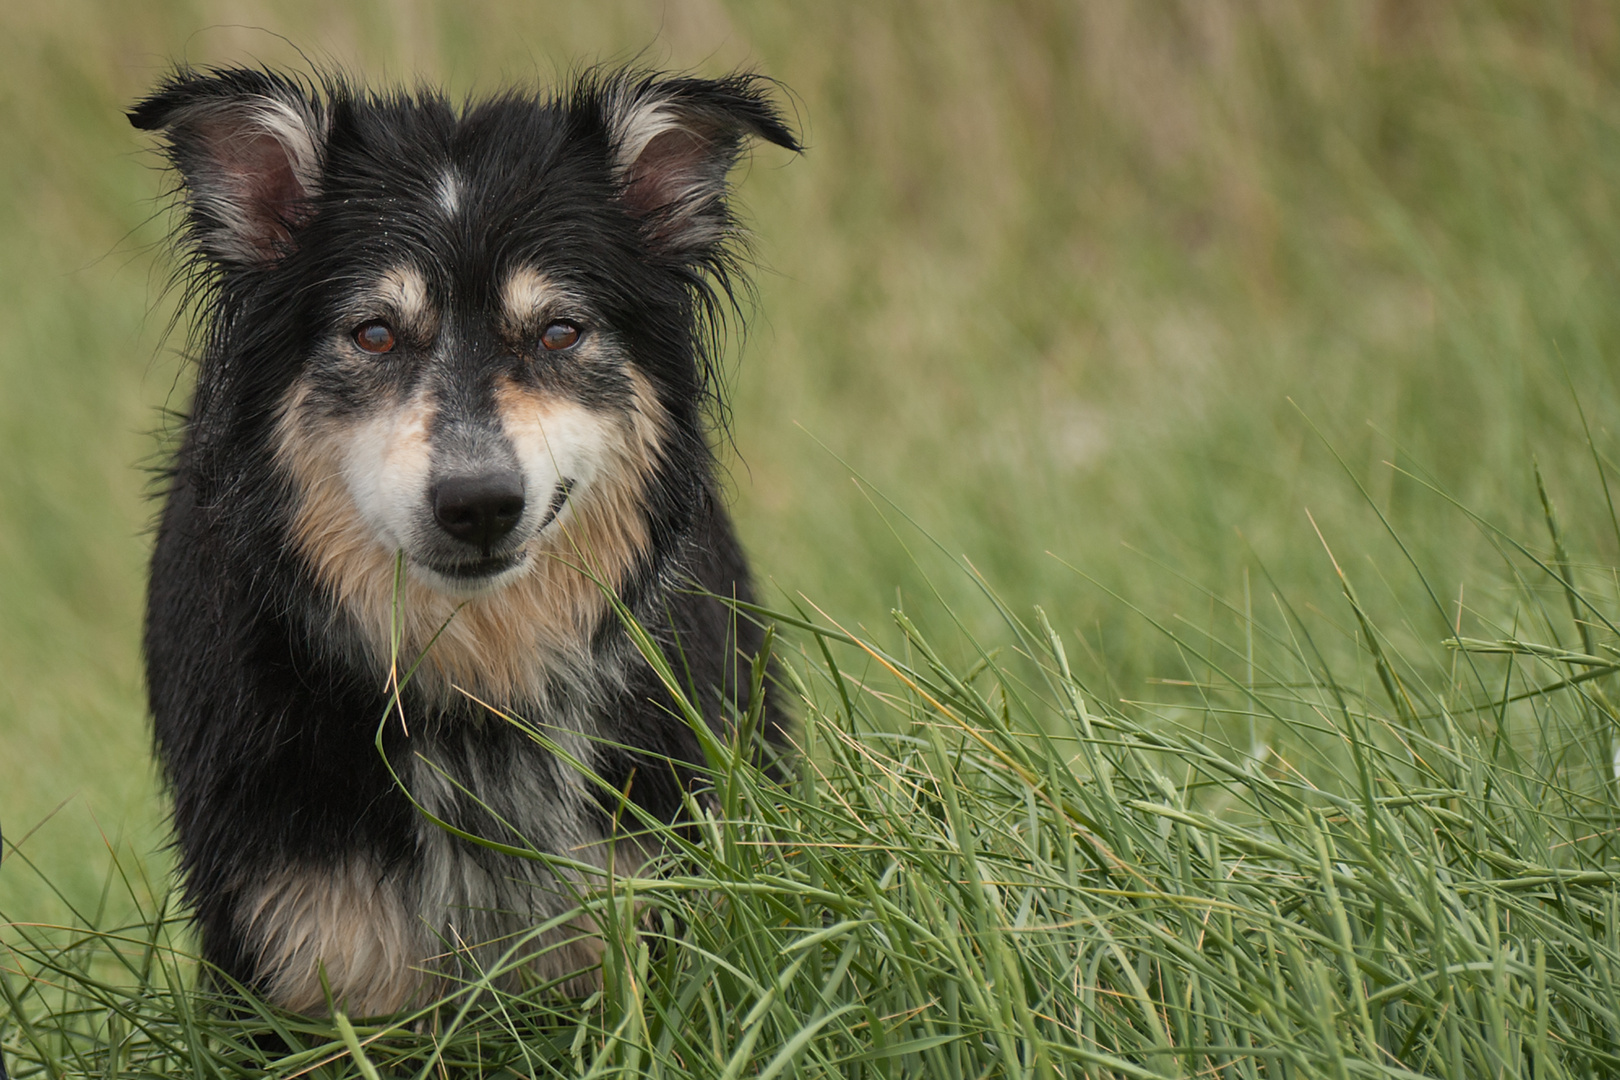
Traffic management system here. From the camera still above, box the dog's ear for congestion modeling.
[602,74,799,256]
[130,69,328,266]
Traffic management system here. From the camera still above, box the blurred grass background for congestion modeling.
[4,0,1620,921]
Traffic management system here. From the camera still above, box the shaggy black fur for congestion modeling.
[131,66,796,1011]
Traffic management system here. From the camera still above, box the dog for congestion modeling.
[130,65,796,1016]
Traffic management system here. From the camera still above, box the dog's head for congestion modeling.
[132,68,796,602]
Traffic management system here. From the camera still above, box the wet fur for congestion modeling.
[132,67,796,1015]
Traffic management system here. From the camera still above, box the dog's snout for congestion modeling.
[431,471,525,550]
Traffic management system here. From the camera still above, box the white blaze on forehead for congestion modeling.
[376,264,431,326]
[436,170,462,217]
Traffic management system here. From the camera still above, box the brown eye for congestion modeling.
[354,321,396,354]
[540,321,581,351]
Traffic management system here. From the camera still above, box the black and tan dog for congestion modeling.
[131,66,794,1015]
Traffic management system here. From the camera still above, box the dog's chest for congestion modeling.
[408,722,613,959]
[406,715,611,899]
[244,704,621,1014]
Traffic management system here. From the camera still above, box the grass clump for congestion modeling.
[5,462,1620,1079]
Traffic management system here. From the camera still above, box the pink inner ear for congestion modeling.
[622,128,711,217]
[200,119,309,257]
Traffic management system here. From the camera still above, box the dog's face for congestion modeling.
[275,239,671,597]
[132,70,795,601]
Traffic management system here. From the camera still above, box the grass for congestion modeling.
[5,476,1620,1077]
[5,0,1620,1076]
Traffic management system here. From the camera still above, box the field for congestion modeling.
[4,2,1620,1076]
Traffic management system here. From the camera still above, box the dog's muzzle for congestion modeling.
[423,473,576,581]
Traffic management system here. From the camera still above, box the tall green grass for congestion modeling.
[5,458,1620,1077]
[5,1,1620,1075]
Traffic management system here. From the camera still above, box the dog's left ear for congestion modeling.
[603,74,800,256]
[129,68,329,267]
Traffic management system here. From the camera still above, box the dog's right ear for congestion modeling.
[599,72,800,258]
[130,69,329,267]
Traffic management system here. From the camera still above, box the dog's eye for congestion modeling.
[354,321,396,354]
[540,321,581,351]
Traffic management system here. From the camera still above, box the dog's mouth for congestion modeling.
[426,551,528,581]
[534,478,576,532]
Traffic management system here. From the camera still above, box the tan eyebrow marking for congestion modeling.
[375,264,432,327]
[502,266,563,327]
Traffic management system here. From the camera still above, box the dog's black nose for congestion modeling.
[431,471,525,551]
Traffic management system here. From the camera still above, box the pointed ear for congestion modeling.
[602,73,800,256]
[130,69,329,266]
